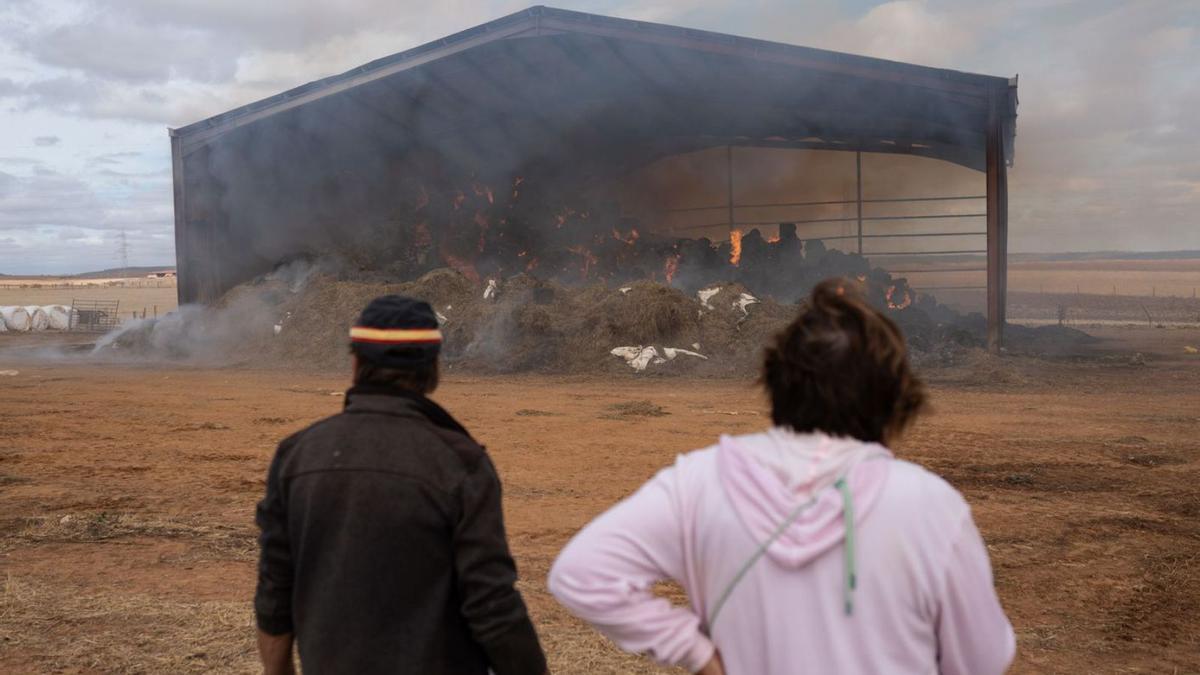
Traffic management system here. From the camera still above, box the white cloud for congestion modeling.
[814,0,976,67]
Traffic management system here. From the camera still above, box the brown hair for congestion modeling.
[762,278,927,444]
[352,356,440,395]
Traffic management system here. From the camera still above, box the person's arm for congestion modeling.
[548,464,716,673]
[254,442,296,667]
[935,513,1016,675]
[453,453,548,675]
[256,630,295,675]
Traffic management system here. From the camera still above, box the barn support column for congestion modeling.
[985,98,1008,353]
[856,151,863,255]
[726,145,735,229]
[169,131,193,305]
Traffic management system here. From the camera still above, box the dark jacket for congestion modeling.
[254,385,547,675]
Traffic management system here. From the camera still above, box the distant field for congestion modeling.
[894,258,1200,298]
[889,258,1200,325]
[0,279,178,317]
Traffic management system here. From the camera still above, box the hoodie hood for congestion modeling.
[718,428,892,568]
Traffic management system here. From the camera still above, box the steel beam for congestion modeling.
[169,132,192,305]
[726,145,735,229]
[856,151,863,254]
[985,94,1008,352]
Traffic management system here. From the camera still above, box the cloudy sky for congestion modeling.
[0,0,1196,274]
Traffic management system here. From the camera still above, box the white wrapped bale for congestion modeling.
[23,306,49,331]
[0,306,31,332]
[43,305,74,330]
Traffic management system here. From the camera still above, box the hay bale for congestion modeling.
[23,306,49,331]
[0,306,31,332]
[582,281,700,346]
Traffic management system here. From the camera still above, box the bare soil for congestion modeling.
[1,327,1198,673]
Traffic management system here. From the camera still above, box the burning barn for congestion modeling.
[170,6,1017,348]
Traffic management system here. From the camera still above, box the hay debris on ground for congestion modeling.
[601,400,669,419]
[9,512,256,560]
[0,576,259,674]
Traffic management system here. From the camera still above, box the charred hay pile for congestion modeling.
[265,269,799,375]
[222,262,1023,375]
[95,261,1094,373]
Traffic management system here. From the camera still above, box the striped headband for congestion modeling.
[349,326,443,345]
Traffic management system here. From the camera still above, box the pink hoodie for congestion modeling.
[548,429,1015,674]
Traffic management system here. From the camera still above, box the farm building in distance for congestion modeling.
[169,5,1017,347]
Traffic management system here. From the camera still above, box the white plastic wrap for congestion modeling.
[43,305,74,330]
[23,306,49,331]
[0,306,31,332]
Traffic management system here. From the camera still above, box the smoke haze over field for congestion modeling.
[0,0,1196,274]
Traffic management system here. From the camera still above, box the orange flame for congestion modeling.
[886,285,913,310]
[664,254,680,283]
[612,227,639,245]
[730,230,743,266]
[567,245,597,278]
[471,182,495,205]
[441,250,480,285]
[413,221,432,247]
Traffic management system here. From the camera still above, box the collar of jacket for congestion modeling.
[343,385,474,441]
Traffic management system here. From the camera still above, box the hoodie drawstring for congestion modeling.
[835,477,857,616]
[706,494,818,631]
[707,476,859,631]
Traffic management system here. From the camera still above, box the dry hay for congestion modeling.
[264,270,778,375]
[272,268,477,370]
[0,513,260,673]
[601,400,669,419]
[5,512,257,560]
[0,576,258,674]
[192,266,1024,376]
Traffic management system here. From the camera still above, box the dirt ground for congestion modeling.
[1,327,1198,673]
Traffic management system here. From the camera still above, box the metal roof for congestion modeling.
[171,5,1017,171]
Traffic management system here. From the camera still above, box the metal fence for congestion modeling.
[69,299,122,333]
[653,149,988,299]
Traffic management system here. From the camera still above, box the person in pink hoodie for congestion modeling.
[549,279,1015,675]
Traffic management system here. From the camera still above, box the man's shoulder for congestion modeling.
[279,408,488,474]
[277,413,344,449]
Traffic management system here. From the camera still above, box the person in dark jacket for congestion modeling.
[254,295,547,675]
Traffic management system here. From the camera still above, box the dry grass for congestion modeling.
[897,258,1200,298]
[5,512,257,561]
[0,284,178,315]
[0,576,257,673]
